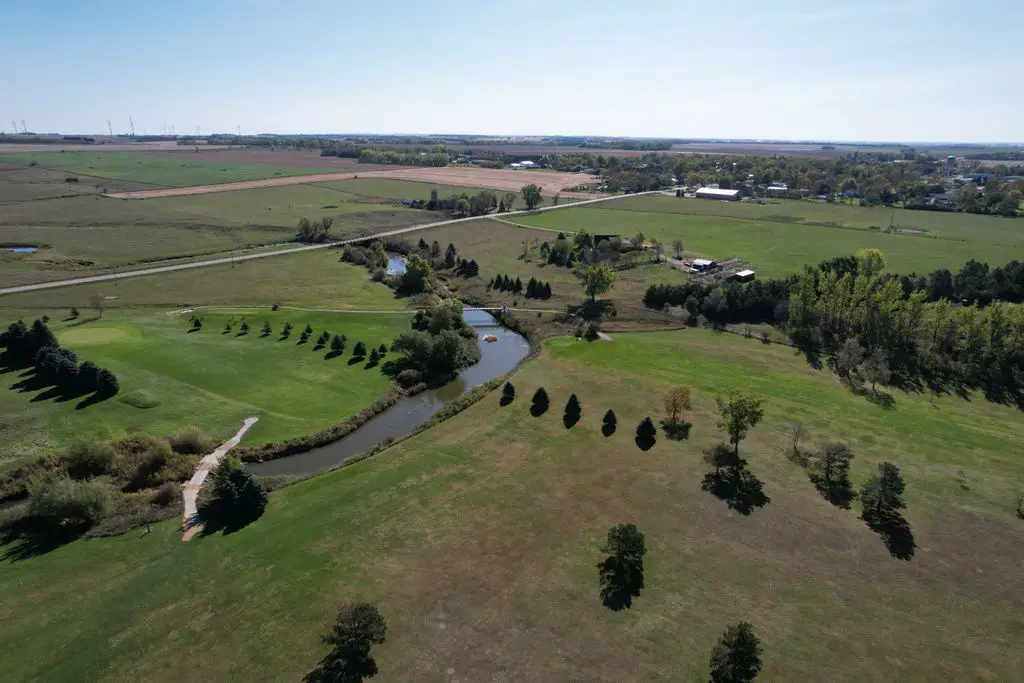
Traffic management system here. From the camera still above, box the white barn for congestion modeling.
[695,187,740,201]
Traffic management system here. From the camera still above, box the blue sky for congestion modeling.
[3,0,1022,142]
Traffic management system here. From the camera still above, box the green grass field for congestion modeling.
[0,305,409,469]
[515,201,1020,277]
[413,218,690,321]
[0,151,320,187]
[0,248,408,313]
[1,329,1020,681]
[610,195,1024,248]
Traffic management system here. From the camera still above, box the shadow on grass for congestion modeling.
[65,316,101,328]
[530,402,549,417]
[347,356,365,366]
[499,395,514,407]
[810,474,857,510]
[75,392,114,410]
[701,462,770,515]
[186,327,201,334]
[660,419,691,441]
[1,518,85,562]
[563,411,580,429]
[598,555,644,611]
[863,509,916,560]
[634,435,656,451]
[601,422,616,437]
[197,501,264,537]
[324,350,343,360]
[364,360,379,370]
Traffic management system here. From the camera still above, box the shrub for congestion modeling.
[199,457,268,531]
[70,307,79,319]
[150,481,182,507]
[271,303,280,311]
[66,441,116,479]
[115,436,174,490]
[369,348,380,363]
[240,321,250,335]
[28,477,111,527]
[95,368,119,397]
[501,381,515,404]
[168,426,212,455]
[531,387,550,416]
[192,318,202,331]
[262,321,273,337]
[353,341,368,357]
[378,343,388,355]
[396,369,422,387]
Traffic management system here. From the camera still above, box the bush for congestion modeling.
[635,417,657,450]
[115,436,174,490]
[96,368,119,397]
[501,381,515,405]
[150,481,182,507]
[396,368,422,387]
[353,341,368,357]
[199,458,268,532]
[66,441,116,479]
[531,387,550,416]
[28,477,111,527]
[168,426,212,455]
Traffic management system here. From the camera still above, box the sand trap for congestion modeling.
[59,326,128,344]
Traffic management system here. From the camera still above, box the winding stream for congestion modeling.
[248,311,529,477]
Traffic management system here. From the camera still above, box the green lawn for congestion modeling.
[0,152,320,187]
[0,249,407,312]
[1,329,1020,682]
[0,306,409,469]
[608,195,1024,250]
[322,178,582,207]
[515,205,1018,277]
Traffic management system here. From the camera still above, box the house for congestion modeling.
[695,188,739,201]
[728,269,756,283]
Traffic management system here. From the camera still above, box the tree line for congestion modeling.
[296,216,333,243]
[487,274,552,299]
[1,318,119,400]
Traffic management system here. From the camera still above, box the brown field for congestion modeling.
[105,167,600,200]
[148,148,396,170]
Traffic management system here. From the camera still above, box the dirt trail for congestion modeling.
[105,167,599,200]
[182,416,259,541]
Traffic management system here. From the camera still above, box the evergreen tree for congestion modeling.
[354,341,367,357]
[635,417,657,450]
[709,622,763,683]
[564,393,582,427]
[531,387,550,416]
[303,603,387,683]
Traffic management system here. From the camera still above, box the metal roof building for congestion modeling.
[695,187,740,201]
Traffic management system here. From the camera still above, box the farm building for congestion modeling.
[695,187,739,201]
[691,258,717,272]
[509,160,537,170]
[728,269,756,283]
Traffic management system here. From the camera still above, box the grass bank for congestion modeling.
[0,329,1020,681]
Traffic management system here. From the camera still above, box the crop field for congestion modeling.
[514,202,1019,278]
[0,151,320,187]
[0,302,409,468]
[1,329,1020,681]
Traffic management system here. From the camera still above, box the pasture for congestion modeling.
[0,329,1020,681]
[0,305,409,469]
[515,201,1020,277]
[0,151,319,187]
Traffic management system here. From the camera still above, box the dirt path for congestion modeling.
[182,416,259,541]
[104,167,599,200]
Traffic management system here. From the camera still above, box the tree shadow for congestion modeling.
[701,462,770,515]
[598,555,644,611]
[530,402,549,417]
[75,392,114,410]
[792,336,823,370]
[197,500,264,537]
[65,316,101,328]
[278,334,290,342]
[601,422,616,437]
[563,411,580,429]
[313,342,325,351]
[186,327,201,334]
[660,419,692,440]
[499,395,514,407]
[809,474,857,510]
[347,356,364,366]
[634,434,656,451]
[30,386,64,402]
[568,299,616,321]
[364,360,379,370]
[863,509,916,560]
[235,330,248,337]
[324,350,343,360]
[221,329,233,335]
[1,517,85,562]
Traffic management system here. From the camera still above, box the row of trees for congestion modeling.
[356,148,448,166]
[486,274,553,299]
[1,318,119,398]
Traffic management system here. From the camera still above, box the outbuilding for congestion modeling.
[691,258,717,272]
[695,187,740,201]
[729,269,756,283]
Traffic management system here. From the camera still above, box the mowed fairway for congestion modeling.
[515,200,1023,277]
[0,302,409,468]
[1,330,1020,681]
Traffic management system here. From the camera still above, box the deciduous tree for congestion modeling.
[709,622,763,683]
[304,603,387,683]
[576,264,618,302]
[715,391,764,458]
[521,183,542,210]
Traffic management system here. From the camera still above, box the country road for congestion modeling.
[0,190,666,296]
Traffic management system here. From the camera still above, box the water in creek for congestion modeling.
[248,311,528,477]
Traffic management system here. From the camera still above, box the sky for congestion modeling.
[3,0,1023,143]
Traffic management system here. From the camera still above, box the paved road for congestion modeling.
[0,190,666,296]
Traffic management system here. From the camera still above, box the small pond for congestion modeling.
[4,247,38,253]
[386,255,407,275]
[248,311,529,477]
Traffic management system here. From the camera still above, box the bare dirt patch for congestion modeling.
[105,167,600,200]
